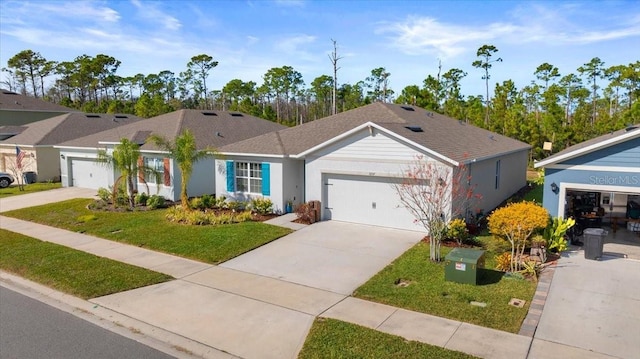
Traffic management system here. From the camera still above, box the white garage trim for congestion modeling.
[322,173,420,232]
[70,158,110,190]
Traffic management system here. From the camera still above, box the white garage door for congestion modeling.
[71,158,110,190]
[323,173,420,231]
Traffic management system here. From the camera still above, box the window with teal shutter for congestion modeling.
[261,163,270,195]
[226,161,234,192]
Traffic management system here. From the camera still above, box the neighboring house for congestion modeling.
[0,89,76,126]
[0,113,143,182]
[534,125,640,231]
[216,103,531,231]
[56,110,287,201]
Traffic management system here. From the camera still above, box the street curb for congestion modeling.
[0,271,238,359]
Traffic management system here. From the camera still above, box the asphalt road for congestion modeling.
[0,286,176,359]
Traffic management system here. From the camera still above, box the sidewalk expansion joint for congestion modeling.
[375,308,399,330]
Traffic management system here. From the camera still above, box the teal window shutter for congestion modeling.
[261,163,270,196]
[226,161,234,192]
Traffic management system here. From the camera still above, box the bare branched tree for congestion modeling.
[394,155,481,261]
[328,39,342,115]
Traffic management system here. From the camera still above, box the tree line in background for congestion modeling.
[3,45,639,161]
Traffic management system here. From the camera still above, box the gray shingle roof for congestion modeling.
[220,103,531,163]
[57,109,287,151]
[534,124,640,167]
[0,89,75,112]
[0,113,143,146]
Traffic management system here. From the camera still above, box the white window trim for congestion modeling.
[235,162,262,194]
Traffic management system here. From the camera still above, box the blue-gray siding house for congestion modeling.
[534,125,640,225]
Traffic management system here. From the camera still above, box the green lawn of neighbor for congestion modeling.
[0,229,172,299]
[0,182,62,198]
[354,242,537,333]
[2,198,292,264]
[298,318,478,359]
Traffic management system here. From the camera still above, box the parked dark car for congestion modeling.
[0,172,14,188]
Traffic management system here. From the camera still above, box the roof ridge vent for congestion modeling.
[400,106,415,111]
[114,115,128,119]
[405,126,423,132]
[202,111,217,116]
[230,113,244,117]
[85,114,100,118]
[2,91,18,95]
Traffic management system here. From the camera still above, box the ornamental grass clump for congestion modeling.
[488,201,549,272]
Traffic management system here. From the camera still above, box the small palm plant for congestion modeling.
[97,138,159,209]
[149,129,216,208]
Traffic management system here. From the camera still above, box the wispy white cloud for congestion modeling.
[379,3,640,59]
[36,1,120,22]
[274,34,317,61]
[131,0,181,30]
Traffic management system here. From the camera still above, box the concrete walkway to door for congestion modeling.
[221,220,424,295]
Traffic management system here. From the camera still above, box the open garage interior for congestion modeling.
[563,187,640,258]
[322,173,420,232]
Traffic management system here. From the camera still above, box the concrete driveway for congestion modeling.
[530,251,640,358]
[221,220,424,295]
[0,187,96,212]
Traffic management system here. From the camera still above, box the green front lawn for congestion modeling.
[298,318,478,359]
[354,242,536,333]
[0,182,62,198]
[0,229,172,299]
[2,199,292,264]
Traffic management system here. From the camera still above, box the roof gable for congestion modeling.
[534,125,640,168]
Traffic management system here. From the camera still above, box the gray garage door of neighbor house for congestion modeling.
[70,158,109,190]
[323,173,419,231]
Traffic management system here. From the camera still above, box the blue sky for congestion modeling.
[1,0,639,98]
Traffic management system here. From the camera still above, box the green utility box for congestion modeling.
[444,248,485,285]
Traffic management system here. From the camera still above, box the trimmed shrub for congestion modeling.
[135,192,149,206]
[447,218,469,245]
[213,195,226,209]
[201,194,215,209]
[147,195,166,209]
[97,187,111,202]
[227,201,246,211]
[190,197,204,210]
[251,198,273,215]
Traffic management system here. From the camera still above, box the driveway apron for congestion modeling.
[221,221,424,295]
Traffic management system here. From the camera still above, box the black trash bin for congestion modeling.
[583,228,607,260]
[23,171,37,184]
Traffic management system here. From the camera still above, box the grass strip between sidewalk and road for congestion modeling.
[298,318,478,359]
[0,229,173,299]
[0,182,62,198]
[354,242,537,333]
[2,198,292,264]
